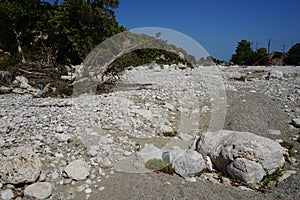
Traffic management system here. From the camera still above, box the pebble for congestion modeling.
[85,188,92,194]
[99,186,105,191]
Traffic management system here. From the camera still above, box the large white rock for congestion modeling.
[24,182,52,200]
[0,146,42,184]
[163,149,206,178]
[65,159,90,181]
[1,189,14,200]
[197,130,286,183]
[137,144,163,162]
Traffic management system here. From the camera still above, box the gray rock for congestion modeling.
[227,158,266,183]
[65,159,90,181]
[291,118,300,128]
[163,149,206,178]
[267,70,283,79]
[1,189,14,200]
[24,182,52,200]
[0,146,42,184]
[87,145,100,157]
[197,130,286,177]
[137,144,163,162]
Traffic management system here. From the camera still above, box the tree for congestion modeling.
[231,40,256,65]
[284,43,300,65]
[0,0,124,65]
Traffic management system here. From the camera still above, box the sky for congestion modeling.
[45,0,300,61]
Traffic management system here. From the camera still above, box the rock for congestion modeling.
[55,125,65,133]
[1,189,14,200]
[291,118,300,128]
[0,86,12,94]
[0,146,42,184]
[278,170,297,182]
[197,130,286,181]
[163,149,206,178]
[267,129,281,135]
[65,159,90,181]
[227,158,266,183]
[87,145,100,157]
[55,133,72,142]
[137,144,163,162]
[24,182,52,200]
[0,71,14,86]
[85,188,92,194]
[267,70,283,80]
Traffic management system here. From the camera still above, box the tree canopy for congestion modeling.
[0,0,124,65]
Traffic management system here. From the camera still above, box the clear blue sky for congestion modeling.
[45,0,300,61]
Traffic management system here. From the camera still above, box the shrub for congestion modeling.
[145,158,175,175]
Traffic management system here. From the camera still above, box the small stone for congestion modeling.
[291,118,300,128]
[24,182,52,200]
[278,170,297,182]
[85,179,92,185]
[87,145,99,157]
[76,185,85,192]
[99,186,105,191]
[267,129,281,135]
[1,189,14,200]
[123,151,132,157]
[85,188,92,194]
[0,182,2,189]
[64,179,73,185]
[238,186,253,191]
[56,125,64,133]
[221,177,231,186]
[51,170,59,180]
[65,159,90,181]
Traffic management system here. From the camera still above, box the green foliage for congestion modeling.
[0,0,124,66]
[57,85,73,96]
[161,131,178,137]
[280,141,296,157]
[284,43,300,65]
[145,158,175,175]
[260,167,284,189]
[0,54,21,70]
[231,40,256,65]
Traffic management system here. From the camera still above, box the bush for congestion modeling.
[284,43,300,65]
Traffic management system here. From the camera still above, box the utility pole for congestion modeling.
[267,39,271,54]
[255,42,258,51]
[282,45,286,53]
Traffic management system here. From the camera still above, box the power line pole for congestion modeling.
[282,45,286,53]
[267,39,271,54]
[255,42,258,51]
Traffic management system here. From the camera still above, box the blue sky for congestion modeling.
[45,0,300,61]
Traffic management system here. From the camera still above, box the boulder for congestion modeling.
[227,158,266,183]
[163,149,206,178]
[197,130,286,183]
[0,146,42,184]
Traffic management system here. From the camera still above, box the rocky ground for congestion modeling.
[0,64,300,200]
